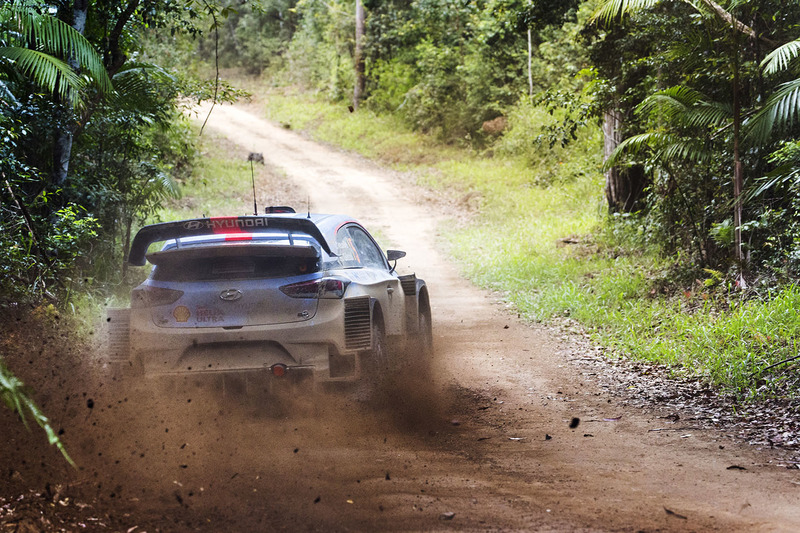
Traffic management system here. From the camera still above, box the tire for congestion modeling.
[416,307,434,360]
[362,319,391,378]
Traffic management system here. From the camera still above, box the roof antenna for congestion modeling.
[307,196,311,218]
[250,159,258,215]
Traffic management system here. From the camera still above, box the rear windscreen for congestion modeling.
[152,255,320,282]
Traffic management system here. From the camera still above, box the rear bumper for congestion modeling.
[146,365,318,397]
[128,305,359,381]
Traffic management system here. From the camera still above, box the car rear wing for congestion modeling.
[127,216,335,266]
[145,242,320,266]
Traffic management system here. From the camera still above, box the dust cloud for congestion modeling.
[51,340,454,528]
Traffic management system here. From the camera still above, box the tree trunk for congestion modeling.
[52,122,74,187]
[51,0,88,187]
[106,0,140,76]
[353,0,365,110]
[122,213,132,281]
[603,109,647,212]
[527,27,533,97]
[732,38,746,281]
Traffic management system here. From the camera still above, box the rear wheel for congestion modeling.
[417,306,434,360]
[360,312,392,379]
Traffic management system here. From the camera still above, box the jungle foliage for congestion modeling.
[11,0,793,294]
[0,0,238,457]
[0,0,243,304]
[198,0,800,288]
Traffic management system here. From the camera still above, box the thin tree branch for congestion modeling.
[4,175,41,251]
[106,0,140,76]
[199,0,220,136]
[757,354,800,374]
[695,0,778,47]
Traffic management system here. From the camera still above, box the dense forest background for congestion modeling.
[3,0,800,306]
[188,0,800,285]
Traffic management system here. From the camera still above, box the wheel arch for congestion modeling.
[370,298,385,332]
[417,285,431,317]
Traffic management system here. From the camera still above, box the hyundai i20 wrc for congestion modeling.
[108,208,432,394]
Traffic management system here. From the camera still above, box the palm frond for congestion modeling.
[603,132,669,169]
[591,0,661,25]
[2,4,112,95]
[762,38,800,75]
[637,85,731,130]
[637,86,703,121]
[151,171,181,199]
[657,138,712,164]
[0,46,83,105]
[136,164,181,201]
[746,78,800,145]
[648,85,705,106]
[684,101,732,129]
[604,129,712,171]
[744,164,800,202]
[638,91,695,117]
[112,63,175,98]
[109,63,177,119]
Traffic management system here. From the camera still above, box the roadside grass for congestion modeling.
[158,131,264,220]
[262,90,462,167]
[201,85,800,401]
[156,125,306,222]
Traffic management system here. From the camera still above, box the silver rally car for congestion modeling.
[108,209,432,389]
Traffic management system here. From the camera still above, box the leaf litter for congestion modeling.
[554,321,800,466]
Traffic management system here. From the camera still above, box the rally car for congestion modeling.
[107,209,432,392]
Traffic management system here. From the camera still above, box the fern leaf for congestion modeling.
[762,39,800,75]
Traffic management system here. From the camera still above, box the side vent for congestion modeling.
[344,296,371,350]
[398,274,417,296]
[106,308,131,363]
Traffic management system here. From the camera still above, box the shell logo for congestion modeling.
[173,306,191,323]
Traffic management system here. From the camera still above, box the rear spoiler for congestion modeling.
[127,216,335,266]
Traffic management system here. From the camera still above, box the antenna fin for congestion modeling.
[250,159,258,215]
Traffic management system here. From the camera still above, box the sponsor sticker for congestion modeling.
[173,306,191,322]
[182,218,268,232]
[196,307,225,323]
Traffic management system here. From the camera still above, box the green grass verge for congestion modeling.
[215,86,800,401]
[263,90,462,168]
[158,131,264,221]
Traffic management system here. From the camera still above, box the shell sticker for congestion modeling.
[173,306,191,323]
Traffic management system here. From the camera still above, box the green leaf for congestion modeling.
[591,0,661,25]
[0,359,75,467]
[762,38,800,76]
[0,4,113,103]
[0,46,83,105]
[746,78,800,145]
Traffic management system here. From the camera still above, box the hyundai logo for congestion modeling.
[219,289,243,302]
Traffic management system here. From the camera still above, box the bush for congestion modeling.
[0,183,99,304]
[494,96,603,186]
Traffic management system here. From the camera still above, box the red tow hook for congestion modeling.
[270,363,288,377]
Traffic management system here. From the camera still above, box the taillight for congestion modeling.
[280,278,349,299]
[270,364,287,377]
[131,286,184,308]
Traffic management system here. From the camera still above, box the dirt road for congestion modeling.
[3,102,799,532]
[178,103,800,531]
